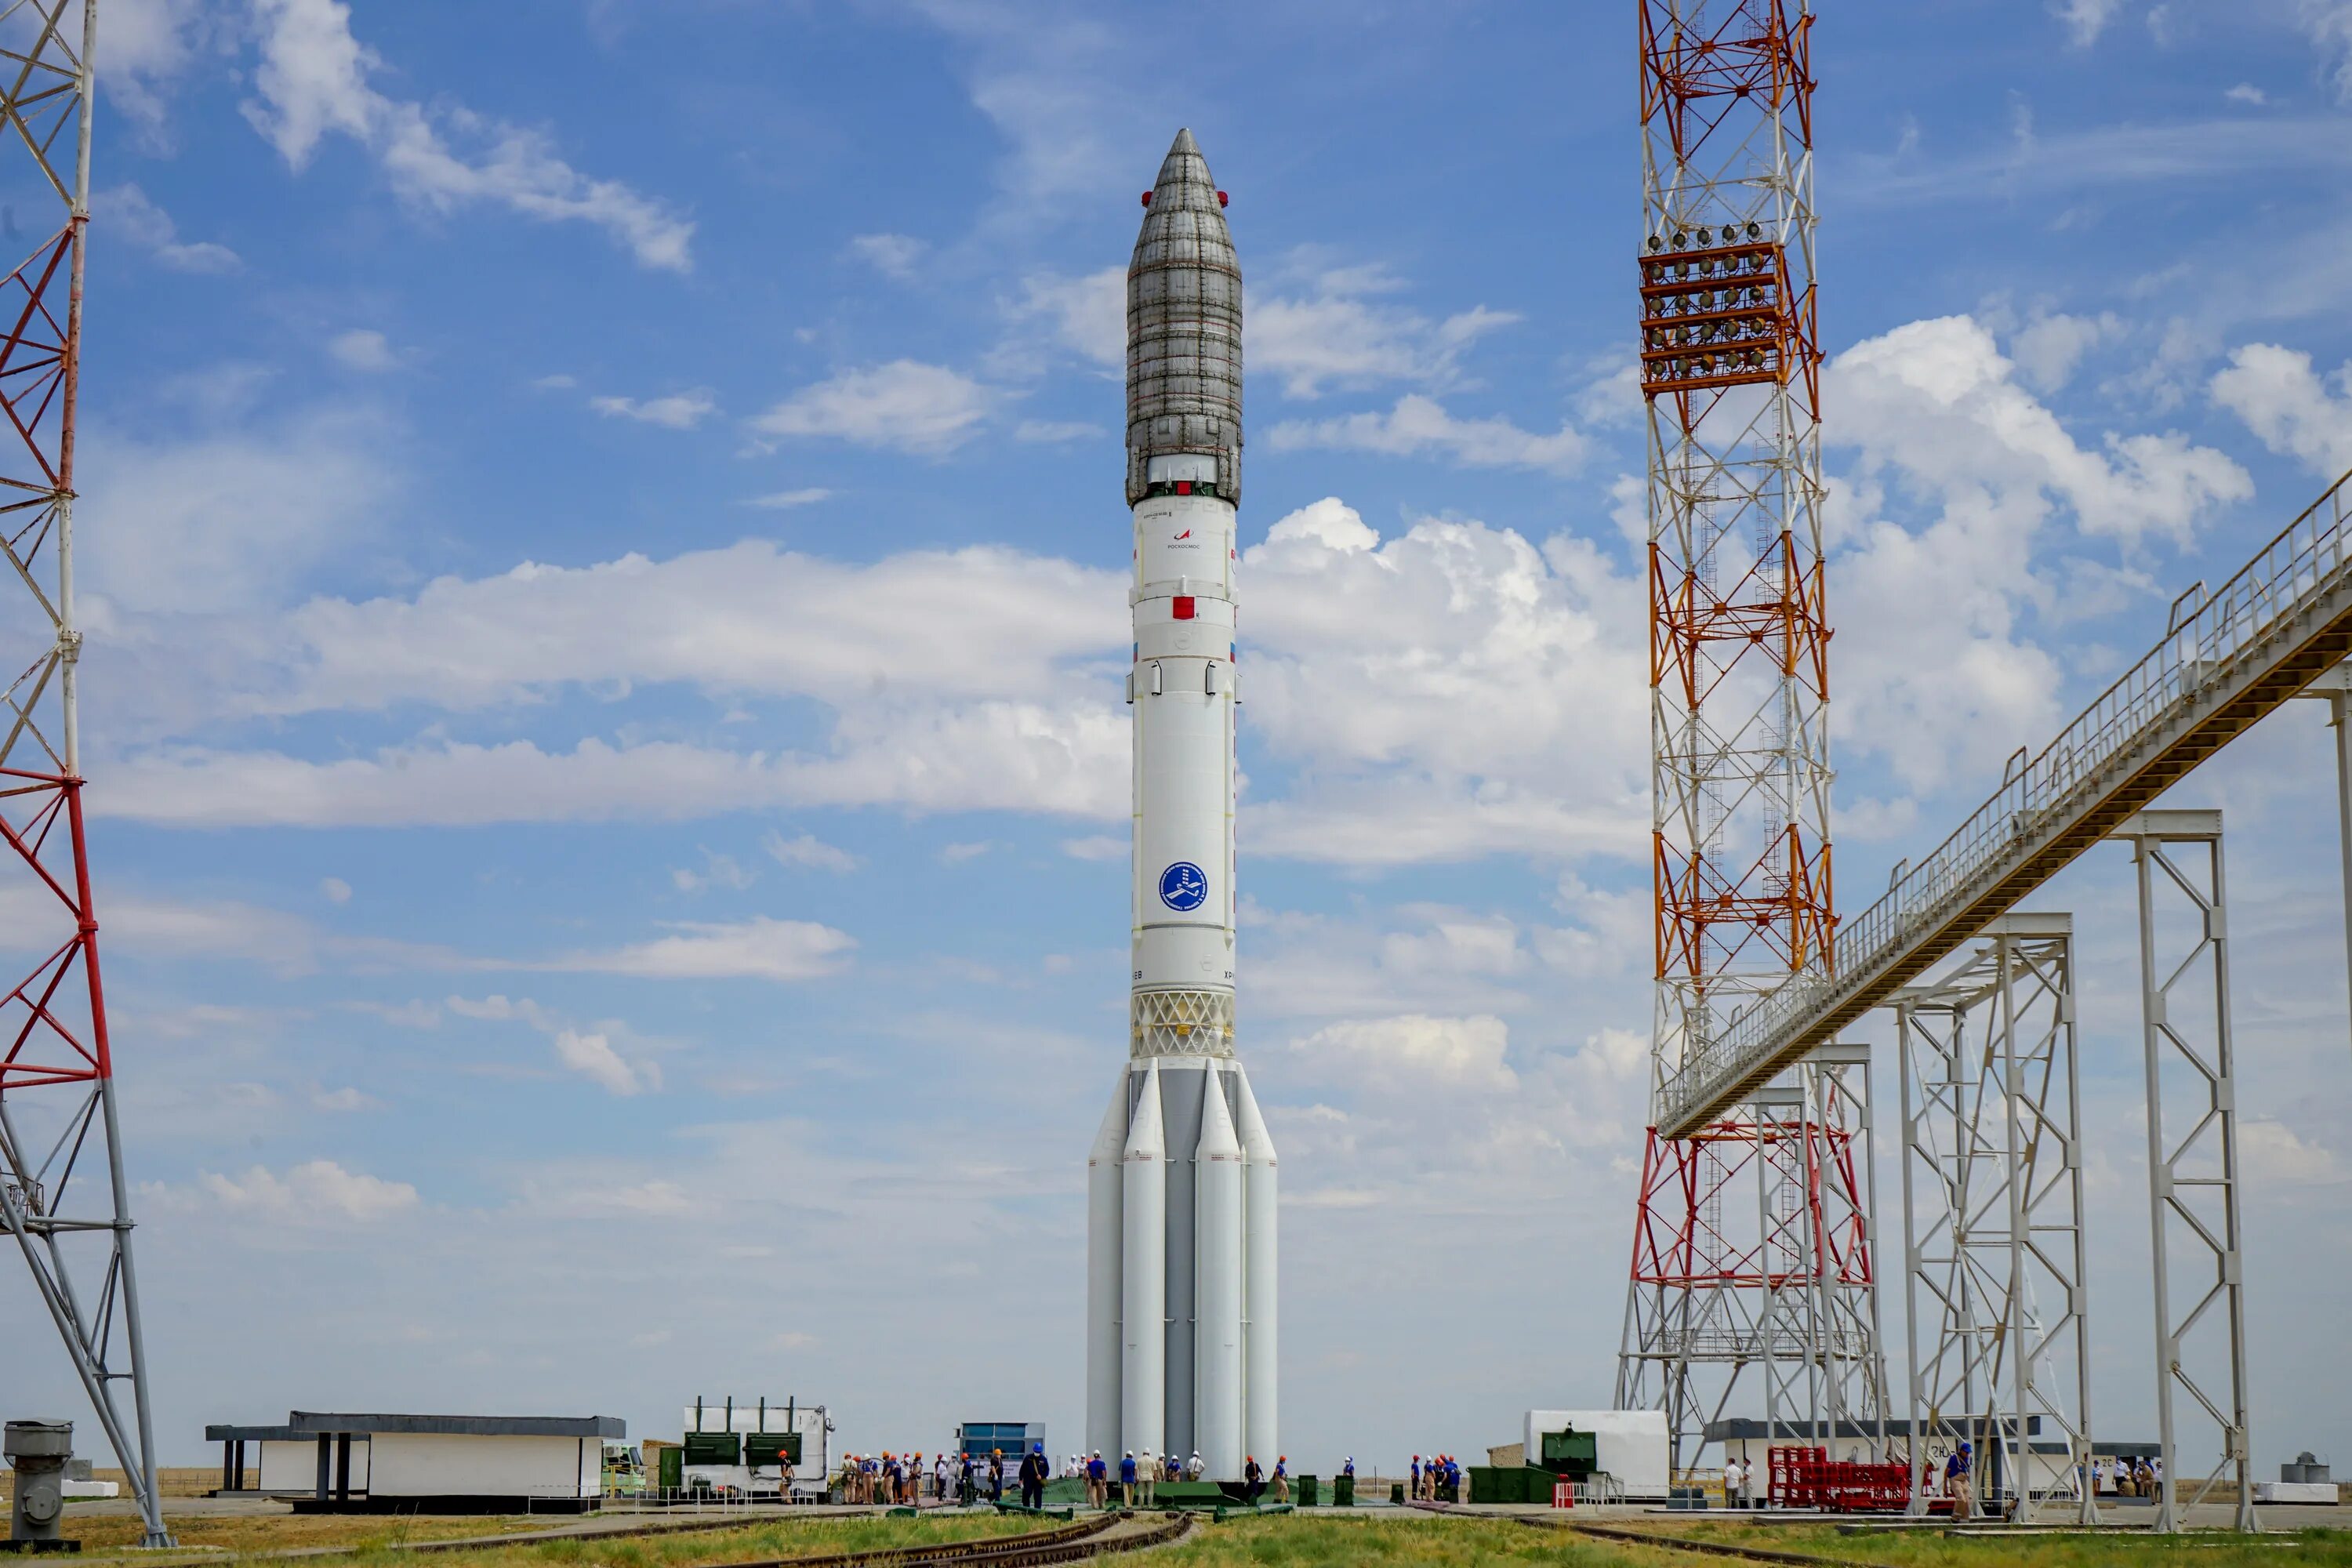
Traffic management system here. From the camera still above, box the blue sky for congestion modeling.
[9,0,2352,1480]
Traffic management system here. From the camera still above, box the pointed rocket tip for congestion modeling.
[1170,127,1200,156]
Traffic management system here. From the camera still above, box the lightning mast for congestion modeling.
[1616,0,1886,1468]
[0,2,174,1548]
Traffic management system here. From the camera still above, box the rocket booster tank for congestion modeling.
[1083,128,1275,1482]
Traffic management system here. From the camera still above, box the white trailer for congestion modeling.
[1523,1410,1671,1501]
[681,1399,830,1499]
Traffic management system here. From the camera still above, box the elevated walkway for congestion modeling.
[1661,466,2352,1138]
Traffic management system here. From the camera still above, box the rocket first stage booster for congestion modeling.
[1084,129,1276,1485]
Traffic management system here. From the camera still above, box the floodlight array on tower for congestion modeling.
[1615,0,1889,1468]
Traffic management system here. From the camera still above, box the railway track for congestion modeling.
[663,1510,1192,1568]
[1541,1519,1867,1568]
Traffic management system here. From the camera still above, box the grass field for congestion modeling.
[1667,1517,2352,1568]
[63,1510,1042,1562]
[49,1507,2352,1568]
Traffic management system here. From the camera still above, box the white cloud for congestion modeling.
[552,916,855,982]
[554,1029,661,1095]
[2052,0,2125,45]
[1014,267,1126,365]
[312,1087,378,1111]
[1826,315,2250,789]
[193,1160,418,1222]
[2009,311,2119,393]
[745,488,833,510]
[939,840,993,865]
[2238,1118,2343,1185]
[93,184,241,272]
[671,850,755,893]
[749,361,993,454]
[1060,835,1124,862]
[328,328,397,371]
[241,0,693,270]
[2303,0,2352,102]
[764,832,858,873]
[1293,1014,1519,1094]
[1237,499,1646,865]
[848,232,925,278]
[2210,343,2352,478]
[78,407,397,615]
[2226,82,2270,105]
[446,993,560,1029]
[592,390,719,429]
[319,877,353,904]
[98,0,209,131]
[1251,261,1519,399]
[1268,394,1585,474]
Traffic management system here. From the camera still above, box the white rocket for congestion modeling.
[1084,129,1276,1484]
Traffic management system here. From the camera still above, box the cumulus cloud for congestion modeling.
[2051,0,2125,45]
[93,184,241,272]
[1251,261,1518,399]
[191,1160,418,1222]
[554,1029,662,1095]
[1238,499,1646,864]
[1824,314,2251,789]
[1293,1014,1519,1093]
[749,361,993,454]
[2210,343,2352,478]
[745,488,833,510]
[591,390,719,429]
[551,916,855,982]
[848,232,925,278]
[1013,267,1126,366]
[241,0,693,270]
[763,832,859,873]
[1268,394,1585,474]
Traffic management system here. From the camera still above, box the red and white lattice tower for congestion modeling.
[0,2,174,1548]
[1613,0,1888,1469]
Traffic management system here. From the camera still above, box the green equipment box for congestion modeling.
[682,1431,742,1467]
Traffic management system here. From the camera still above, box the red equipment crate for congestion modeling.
[1766,1445,1909,1513]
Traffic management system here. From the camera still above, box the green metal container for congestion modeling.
[1333,1475,1356,1506]
[657,1446,682,1490]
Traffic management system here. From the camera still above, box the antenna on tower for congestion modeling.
[0,1,175,1548]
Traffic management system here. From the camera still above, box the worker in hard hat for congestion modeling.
[1243,1454,1264,1504]
[1138,1446,1157,1507]
[1120,1449,1138,1508]
[1185,1450,1204,1483]
[1272,1455,1288,1504]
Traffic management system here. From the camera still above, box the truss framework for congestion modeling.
[1621,0,1880,1465]
[1896,916,2095,1524]
[0,1,172,1548]
[2112,813,2255,1533]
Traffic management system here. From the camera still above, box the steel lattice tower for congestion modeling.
[1615,0,1888,1471]
[0,1,173,1548]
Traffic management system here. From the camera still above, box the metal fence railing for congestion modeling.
[1661,466,2352,1131]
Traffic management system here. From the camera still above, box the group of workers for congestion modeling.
[836,1449,1010,1506]
[1407,1454,1462,1501]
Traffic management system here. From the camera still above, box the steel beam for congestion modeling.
[2111,812,2256,1534]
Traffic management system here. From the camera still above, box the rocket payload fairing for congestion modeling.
[1084,129,1275,1483]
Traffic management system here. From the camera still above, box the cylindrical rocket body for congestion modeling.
[1193,1063,1245,1481]
[1085,1066,1127,1460]
[1237,1065,1279,1467]
[1120,1062,1167,1459]
[1088,125,1270,1486]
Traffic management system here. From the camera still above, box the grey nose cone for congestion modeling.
[1127,128,1242,508]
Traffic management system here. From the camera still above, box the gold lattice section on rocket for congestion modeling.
[1131,989,1236,1058]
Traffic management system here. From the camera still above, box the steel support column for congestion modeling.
[1896,915,2094,1524]
[2111,811,2256,1534]
[0,1,172,1548]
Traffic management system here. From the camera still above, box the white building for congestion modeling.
[208,1412,622,1512]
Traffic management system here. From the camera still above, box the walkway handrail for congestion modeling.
[1659,466,2352,1137]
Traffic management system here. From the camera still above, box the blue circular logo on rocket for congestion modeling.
[1159,861,1208,912]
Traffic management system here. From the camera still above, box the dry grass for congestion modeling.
[67,1509,1043,1566]
[1621,1516,2352,1568]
